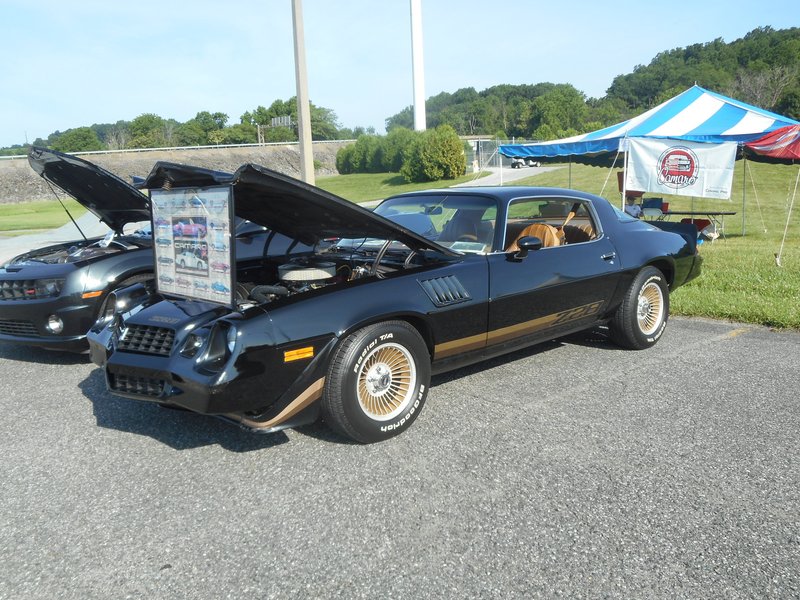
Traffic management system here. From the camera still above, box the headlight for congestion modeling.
[100,292,118,322]
[198,322,237,371]
[180,332,206,358]
[26,278,64,298]
[37,279,64,297]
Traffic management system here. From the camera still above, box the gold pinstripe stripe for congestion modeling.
[225,377,325,430]
[434,301,603,359]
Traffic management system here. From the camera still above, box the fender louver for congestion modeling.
[419,275,471,307]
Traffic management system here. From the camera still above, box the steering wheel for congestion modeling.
[456,234,478,242]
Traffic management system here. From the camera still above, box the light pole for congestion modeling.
[410,0,426,131]
[292,0,315,184]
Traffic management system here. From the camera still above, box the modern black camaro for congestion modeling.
[88,161,701,443]
[0,148,283,351]
[0,148,154,351]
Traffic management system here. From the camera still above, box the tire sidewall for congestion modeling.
[632,269,669,347]
[331,323,430,442]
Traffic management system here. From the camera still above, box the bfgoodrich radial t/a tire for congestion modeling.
[322,321,431,443]
[609,266,670,350]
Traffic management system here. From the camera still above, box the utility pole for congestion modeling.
[292,0,315,184]
[410,0,426,131]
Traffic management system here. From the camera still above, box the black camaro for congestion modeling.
[0,148,286,351]
[0,148,154,351]
[88,161,702,443]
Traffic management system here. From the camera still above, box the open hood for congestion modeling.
[142,161,456,254]
[28,147,150,233]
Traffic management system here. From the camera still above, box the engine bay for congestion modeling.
[232,240,447,309]
[10,235,151,265]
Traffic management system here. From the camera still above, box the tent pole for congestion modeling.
[621,142,629,209]
[568,158,572,188]
[742,153,747,236]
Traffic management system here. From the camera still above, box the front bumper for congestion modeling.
[0,296,98,351]
[89,329,336,430]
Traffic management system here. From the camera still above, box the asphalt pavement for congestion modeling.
[1,317,797,599]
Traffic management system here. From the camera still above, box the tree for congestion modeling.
[529,84,588,139]
[222,123,257,144]
[241,98,340,140]
[382,127,417,172]
[129,113,167,148]
[51,127,103,152]
[175,121,207,146]
[727,65,799,111]
[105,122,131,150]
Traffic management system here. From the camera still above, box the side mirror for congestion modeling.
[514,236,542,259]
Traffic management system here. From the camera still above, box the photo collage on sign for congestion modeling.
[151,186,234,306]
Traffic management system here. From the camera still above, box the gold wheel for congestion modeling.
[356,342,417,421]
[637,281,665,336]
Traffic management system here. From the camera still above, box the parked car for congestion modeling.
[88,162,702,443]
[511,157,541,168]
[176,251,207,270]
[0,149,297,352]
[211,281,230,295]
[0,148,154,351]
[172,221,207,238]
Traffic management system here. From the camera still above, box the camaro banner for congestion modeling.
[624,138,737,199]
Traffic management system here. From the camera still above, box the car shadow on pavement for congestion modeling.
[72,327,618,451]
[0,343,89,366]
[78,368,291,452]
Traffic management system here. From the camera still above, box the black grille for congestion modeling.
[0,279,63,301]
[0,319,38,336]
[118,324,175,355]
[419,275,471,307]
[110,373,165,397]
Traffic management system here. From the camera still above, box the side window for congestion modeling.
[504,198,598,251]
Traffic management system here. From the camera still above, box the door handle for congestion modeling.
[601,252,616,261]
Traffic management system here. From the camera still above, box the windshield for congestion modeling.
[373,193,498,253]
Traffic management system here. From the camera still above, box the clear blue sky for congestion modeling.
[1,0,797,148]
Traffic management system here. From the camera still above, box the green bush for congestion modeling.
[382,127,417,171]
[335,126,464,181]
[336,129,419,175]
[400,125,466,183]
[336,144,356,174]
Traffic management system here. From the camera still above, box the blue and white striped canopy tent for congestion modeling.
[499,85,800,165]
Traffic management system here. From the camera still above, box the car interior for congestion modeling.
[503,198,597,251]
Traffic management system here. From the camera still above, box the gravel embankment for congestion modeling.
[0,143,349,204]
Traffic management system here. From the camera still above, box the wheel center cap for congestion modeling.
[365,364,392,395]
[638,296,651,319]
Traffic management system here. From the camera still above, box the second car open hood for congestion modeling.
[141,161,457,255]
[28,147,150,233]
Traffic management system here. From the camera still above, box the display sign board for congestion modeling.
[625,138,737,200]
[151,186,235,307]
